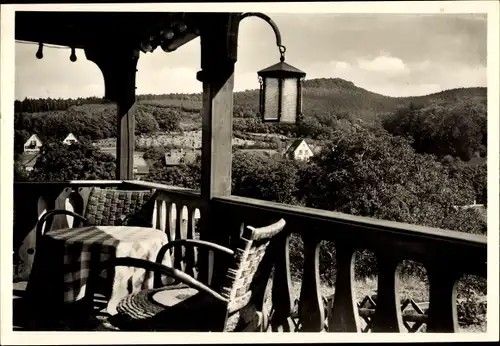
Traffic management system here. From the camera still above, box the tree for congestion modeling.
[14,161,29,181]
[383,101,487,161]
[446,159,487,206]
[144,156,201,190]
[295,127,486,281]
[231,151,306,205]
[298,127,482,232]
[14,129,30,154]
[30,142,116,181]
[143,146,167,169]
[135,109,160,135]
[152,108,182,132]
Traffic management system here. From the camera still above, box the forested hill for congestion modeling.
[14,78,487,155]
[132,78,487,122]
[15,77,486,116]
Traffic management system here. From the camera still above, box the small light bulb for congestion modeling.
[36,43,43,59]
[140,40,153,53]
[69,47,77,62]
[177,23,187,33]
[162,29,174,41]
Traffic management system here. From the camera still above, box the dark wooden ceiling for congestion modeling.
[15,11,214,52]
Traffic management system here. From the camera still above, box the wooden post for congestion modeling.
[116,101,136,180]
[85,46,139,180]
[197,14,239,284]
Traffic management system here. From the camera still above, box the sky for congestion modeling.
[15,13,487,99]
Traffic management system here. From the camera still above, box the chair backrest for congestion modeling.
[83,188,154,226]
[217,218,286,315]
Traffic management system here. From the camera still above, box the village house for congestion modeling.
[20,133,83,171]
[62,133,79,145]
[20,134,43,172]
[23,134,43,153]
[284,139,314,161]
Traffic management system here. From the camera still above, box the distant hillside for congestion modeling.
[15,78,486,120]
[14,78,487,151]
[137,78,487,124]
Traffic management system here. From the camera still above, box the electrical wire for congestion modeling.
[15,40,70,50]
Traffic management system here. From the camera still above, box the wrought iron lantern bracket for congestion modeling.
[240,12,306,124]
[239,12,287,62]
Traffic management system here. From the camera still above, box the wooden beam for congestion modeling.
[197,13,240,284]
[85,46,138,180]
[200,69,235,199]
[116,102,136,180]
[199,23,237,201]
[16,12,206,56]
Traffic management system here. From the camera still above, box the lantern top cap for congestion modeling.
[257,61,306,78]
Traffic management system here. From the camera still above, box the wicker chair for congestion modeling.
[35,187,155,242]
[95,218,287,332]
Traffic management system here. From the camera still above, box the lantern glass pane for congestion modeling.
[281,78,298,124]
[263,77,279,121]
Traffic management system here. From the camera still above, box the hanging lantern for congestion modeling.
[257,46,306,124]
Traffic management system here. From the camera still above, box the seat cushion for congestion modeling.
[97,284,226,331]
[116,286,199,320]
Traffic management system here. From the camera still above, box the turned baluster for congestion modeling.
[166,202,175,243]
[151,197,158,230]
[371,255,403,332]
[270,233,295,332]
[158,200,167,234]
[174,203,185,271]
[185,205,198,278]
[298,235,325,332]
[329,244,360,332]
[426,266,460,332]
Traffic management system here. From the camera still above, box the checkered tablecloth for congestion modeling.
[31,225,172,315]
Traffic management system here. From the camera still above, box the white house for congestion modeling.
[23,134,43,153]
[284,139,314,161]
[62,133,79,145]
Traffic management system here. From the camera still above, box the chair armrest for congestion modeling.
[36,209,87,241]
[102,257,229,303]
[155,239,234,264]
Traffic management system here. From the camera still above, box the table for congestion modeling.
[25,226,172,317]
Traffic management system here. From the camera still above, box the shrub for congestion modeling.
[457,295,487,326]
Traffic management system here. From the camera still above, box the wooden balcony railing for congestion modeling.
[130,181,203,277]
[13,181,487,333]
[211,195,487,333]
